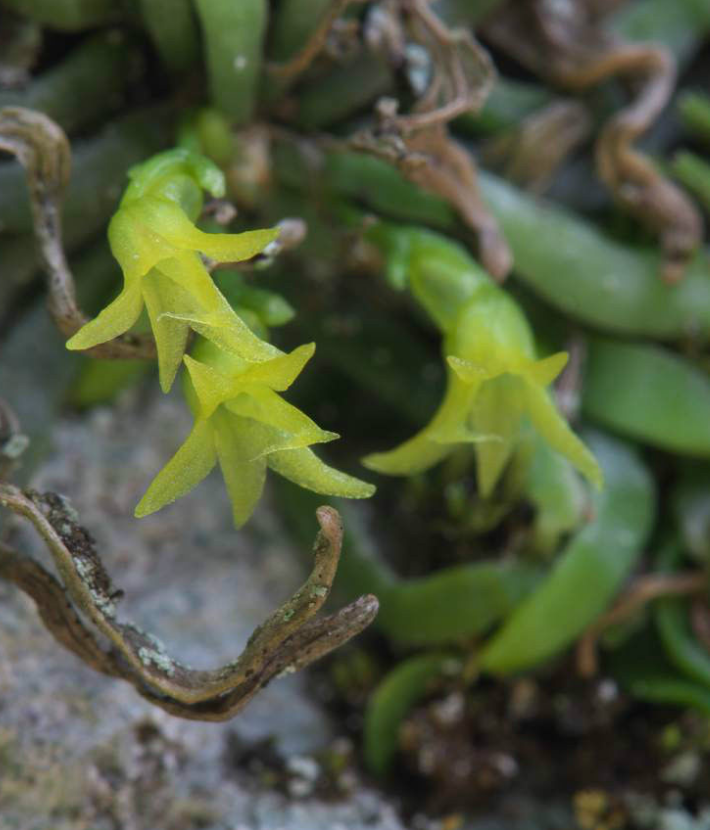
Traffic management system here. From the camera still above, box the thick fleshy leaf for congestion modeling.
[213,411,268,527]
[142,271,192,392]
[66,280,144,351]
[268,447,375,498]
[135,419,217,517]
[524,382,603,489]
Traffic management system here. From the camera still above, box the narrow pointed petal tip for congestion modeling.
[134,500,156,519]
[524,383,604,491]
[134,420,217,518]
[361,435,451,477]
[584,454,605,491]
[268,447,376,499]
[524,351,569,387]
[65,283,144,351]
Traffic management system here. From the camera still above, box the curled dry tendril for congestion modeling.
[0,483,377,721]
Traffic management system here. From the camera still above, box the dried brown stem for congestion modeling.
[0,107,156,359]
[0,485,378,721]
[338,1,510,278]
[554,335,586,421]
[0,541,125,678]
[690,600,710,656]
[349,120,512,279]
[576,571,707,678]
[398,0,495,134]
[268,0,368,84]
[483,99,591,194]
[0,398,28,481]
[483,0,703,282]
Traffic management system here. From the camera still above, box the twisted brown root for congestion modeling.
[484,0,703,282]
[0,485,378,721]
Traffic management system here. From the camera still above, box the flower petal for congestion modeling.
[447,355,489,384]
[363,372,482,475]
[522,352,568,387]
[135,419,217,517]
[213,411,268,527]
[139,197,279,262]
[362,432,453,476]
[154,252,225,312]
[183,354,236,418]
[226,386,338,451]
[161,254,280,362]
[472,375,525,497]
[524,382,603,489]
[238,343,316,391]
[142,271,191,392]
[268,447,375,498]
[66,280,144,351]
[108,205,175,281]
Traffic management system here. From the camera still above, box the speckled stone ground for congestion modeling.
[0,385,406,830]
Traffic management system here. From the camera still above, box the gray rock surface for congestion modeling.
[0,386,406,830]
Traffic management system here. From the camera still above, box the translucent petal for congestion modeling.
[363,373,482,475]
[268,447,375,498]
[142,271,191,392]
[447,355,489,384]
[140,197,279,262]
[108,205,175,281]
[213,412,268,527]
[238,343,316,391]
[153,253,280,362]
[183,355,236,418]
[66,280,144,351]
[123,149,225,205]
[524,382,603,489]
[135,419,217,517]
[186,226,279,264]
[472,375,525,497]
[429,374,484,441]
[362,431,453,476]
[186,314,280,362]
[155,252,227,312]
[226,387,338,451]
[522,352,568,387]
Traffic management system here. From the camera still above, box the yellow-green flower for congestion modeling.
[66,148,278,391]
[362,226,603,496]
[136,338,375,527]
